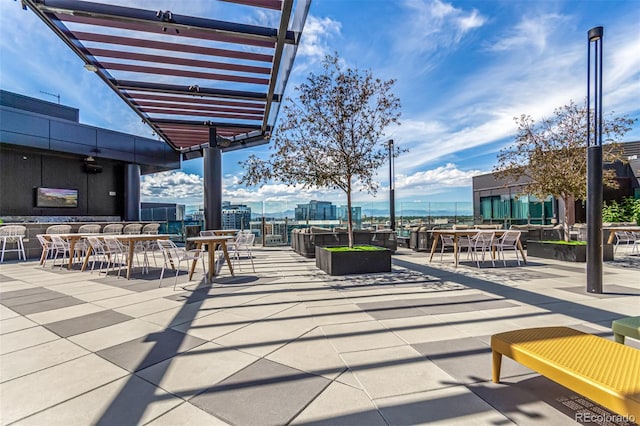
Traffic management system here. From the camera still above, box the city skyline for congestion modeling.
[2,1,638,210]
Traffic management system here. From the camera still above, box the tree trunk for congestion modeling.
[562,194,576,241]
[346,182,354,249]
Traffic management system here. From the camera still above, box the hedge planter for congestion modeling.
[316,245,391,276]
[527,241,613,262]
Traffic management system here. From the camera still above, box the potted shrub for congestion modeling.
[527,240,613,262]
[316,245,391,276]
[240,54,403,274]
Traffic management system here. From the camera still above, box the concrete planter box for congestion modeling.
[315,246,391,276]
[527,241,613,262]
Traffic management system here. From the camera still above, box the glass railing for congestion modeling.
[167,201,474,246]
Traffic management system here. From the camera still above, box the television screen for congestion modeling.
[36,187,78,208]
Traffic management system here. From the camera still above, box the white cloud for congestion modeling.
[398,0,487,53]
[486,14,570,53]
[297,15,342,63]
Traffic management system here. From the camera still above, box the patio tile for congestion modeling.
[0,304,19,320]
[0,286,51,299]
[146,402,231,426]
[171,310,251,341]
[68,319,164,352]
[412,336,534,384]
[266,328,347,380]
[15,374,183,426]
[91,292,166,310]
[435,311,524,336]
[0,325,59,355]
[212,304,316,357]
[5,295,85,315]
[139,303,216,328]
[469,375,612,425]
[96,328,208,372]
[291,380,386,425]
[189,358,330,426]
[25,302,105,324]
[0,338,89,383]
[306,303,375,325]
[43,309,133,338]
[136,342,258,400]
[375,385,514,425]
[0,315,37,334]
[560,284,640,298]
[72,287,136,302]
[380,314,473,344]
[0,354,127,425]
[340,345,454,399]
[319,321,406,353]
[113,298,182,318]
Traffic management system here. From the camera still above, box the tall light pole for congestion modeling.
[387,139,395,231]
[586,26,603,294]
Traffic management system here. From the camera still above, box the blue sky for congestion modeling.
[1,0,639,213]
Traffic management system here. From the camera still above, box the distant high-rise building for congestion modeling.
[294,200,337,220]
[337,205,362,228]
[222,204,251,230]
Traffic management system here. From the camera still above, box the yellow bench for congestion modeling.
[491,326,640,420]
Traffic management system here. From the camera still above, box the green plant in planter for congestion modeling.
[324,245,385,252]
[539,240,586,246]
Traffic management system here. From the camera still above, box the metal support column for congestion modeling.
[204,128,222,230]
[586,26,604,294]
[124,163,140,221]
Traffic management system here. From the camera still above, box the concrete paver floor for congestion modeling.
[0,246,638,425]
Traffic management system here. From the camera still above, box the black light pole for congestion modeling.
[387,139,395,231]
[586,26,604,294]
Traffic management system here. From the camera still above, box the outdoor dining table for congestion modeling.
[39,233,103,270]
[186,235,235,282]
[603,226,640,244]
[210,229,239,236]
[428,229,527,267]
[79,234,170,279]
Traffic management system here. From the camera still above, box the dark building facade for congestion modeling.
[0,90,180,221]
[472,141,640,225]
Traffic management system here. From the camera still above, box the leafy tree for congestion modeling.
[240,54,402,247]
[603,197,640,224]
[493,100,635,239]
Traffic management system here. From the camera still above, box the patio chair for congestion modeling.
[36,234,52,267]
[632,232,640,255]
[141,223,161,234]
[0,225,27,263]
[122,223,143,235]
[102,237,130,278]
[231,232,255,272]
[157,239,205,290]
[45,224,71,234]
[49,235,71,268]
[614,231,633,253]
[86,236,110,275]
[469,231,495,268]
[493,230,522,266]
[439,235,455,262]
[78,224,101,234]
[102,223,124,234]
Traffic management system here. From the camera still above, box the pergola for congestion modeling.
[22,0,311,227]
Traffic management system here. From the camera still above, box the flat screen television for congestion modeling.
[36,187,78,208]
